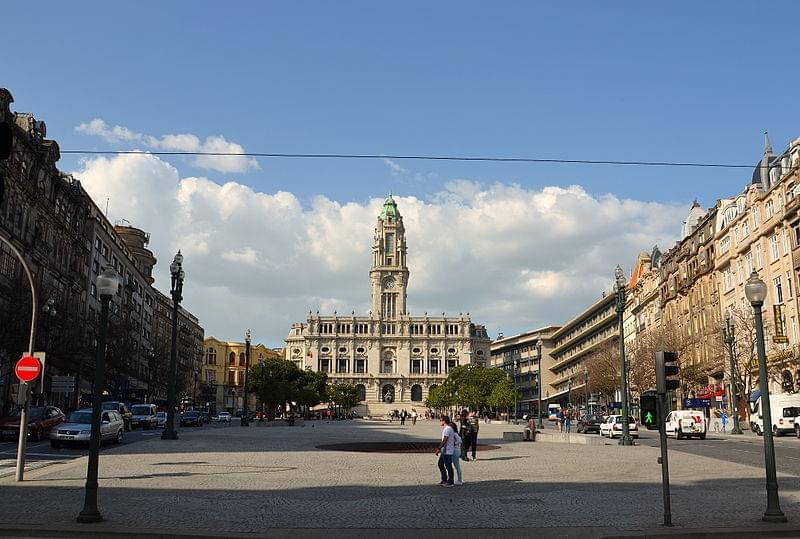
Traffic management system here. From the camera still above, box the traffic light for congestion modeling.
[655,351,680,394]
[641,394,658,429]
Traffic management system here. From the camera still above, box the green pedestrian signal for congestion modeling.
[641,394,658,429]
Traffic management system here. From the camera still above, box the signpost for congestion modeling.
[14,355,41,482]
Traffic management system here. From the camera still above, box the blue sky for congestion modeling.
[5,2,800,343]
[6,2,799,206]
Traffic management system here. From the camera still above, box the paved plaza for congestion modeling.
[0,419,799,538]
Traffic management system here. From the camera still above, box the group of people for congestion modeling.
[434,409,480,487]
[555,408,575,433]
[388,409,419,425]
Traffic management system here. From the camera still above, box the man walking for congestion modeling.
[435,415,455,487]
[411,409,417,425]
[400,409,406,425]
[466,409,480,461]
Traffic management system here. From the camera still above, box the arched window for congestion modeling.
[411,384,423,402]
[356,384,366,402]
[228,352,236,365]
[429,384,438,393]
[239,352,246,365]
[206,347,217,365]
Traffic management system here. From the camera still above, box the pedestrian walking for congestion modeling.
[448,418,464,485]
[564,409,572,433]
[467,409,480,461]
[721,411,728,434]
[411,409,418,425]
[435,415,455,487]
[557,409,564,432]
[400,409,407,425]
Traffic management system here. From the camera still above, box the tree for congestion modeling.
[425,384,453,410]
[246,357,303,415]
[487,378,517,409]
[328,383,360,417]
[294,369,327,416]
[585,341,620,400]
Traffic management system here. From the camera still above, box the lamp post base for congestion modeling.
[161,430,179,440]
[619,435,635,446]
[240,418,249,427]
[762,513,788,523]
[730,427,744,435]
[76,509,103,523]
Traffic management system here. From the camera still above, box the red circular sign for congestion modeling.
[15,356,41,383]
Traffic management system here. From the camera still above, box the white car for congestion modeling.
[665,410,706,440]
[50,408,125,448]
[599,415,639,439]
[217,412,232,423]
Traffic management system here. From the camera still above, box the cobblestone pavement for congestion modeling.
[0,420,799,537]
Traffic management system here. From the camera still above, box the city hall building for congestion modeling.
[285,195,491,416]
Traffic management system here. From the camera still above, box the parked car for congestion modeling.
[130,404,158,430]
[180,410,203,427]
[0,405,65,441]
[217,412,232,423]
[599,415,639,439]
[50,408,124,448]
[101,401,133,431]
[155,411,167,428]
[576,414,605,434]
[665,410,706,440]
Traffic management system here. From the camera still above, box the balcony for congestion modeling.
[784,195,800,219]
[792,246,800,270]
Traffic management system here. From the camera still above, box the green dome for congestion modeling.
[380,193,400,219]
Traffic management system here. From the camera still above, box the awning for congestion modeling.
[749,389,761,403]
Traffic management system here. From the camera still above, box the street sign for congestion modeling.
[51,375,75,393]
[15,356,41,383]
[683,398,711,408]
[608,401,622,408]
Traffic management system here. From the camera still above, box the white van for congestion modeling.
[750,393,800,436]
[665,410,706,440]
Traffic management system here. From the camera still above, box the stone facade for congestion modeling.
[285,195,491,416]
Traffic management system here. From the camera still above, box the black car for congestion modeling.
[101,401,133,431]
[180,410,203,427]
[576,414,605,434]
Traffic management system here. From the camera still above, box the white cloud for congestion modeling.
[73,154,685,345]
[75,118,259,173]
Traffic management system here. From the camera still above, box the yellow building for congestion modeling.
[202,336,283,414]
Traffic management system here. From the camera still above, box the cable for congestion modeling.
[58,149,768,170]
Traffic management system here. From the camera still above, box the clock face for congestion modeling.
[383,277,395,290]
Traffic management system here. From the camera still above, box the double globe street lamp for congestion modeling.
[241,329,251,427]
[162,251,185,441]
[77,266,121,523]
[722,313,743,435]
[744,272,786,523]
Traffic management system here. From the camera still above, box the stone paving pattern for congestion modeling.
[0,420,799,536]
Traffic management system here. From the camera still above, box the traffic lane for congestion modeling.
[0,425,163,460]
[635,428,800,477]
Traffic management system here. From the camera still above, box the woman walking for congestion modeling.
[449,418,464,485]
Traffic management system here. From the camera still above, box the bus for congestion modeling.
[547,403,561,421]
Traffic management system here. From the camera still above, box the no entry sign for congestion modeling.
[15,356,41,383]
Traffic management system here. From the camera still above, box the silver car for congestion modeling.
[50,408,125,448]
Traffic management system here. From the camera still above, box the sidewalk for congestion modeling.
[0,420,798,538]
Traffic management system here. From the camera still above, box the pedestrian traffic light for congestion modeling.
[655,351,680,394]
[640,394,658,429]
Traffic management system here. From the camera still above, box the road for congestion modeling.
[0,421,236,478]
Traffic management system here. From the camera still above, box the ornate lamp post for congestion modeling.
[40,298,56,406]
[536,339,544,430]
[161,251,184,441]
[722,313,743,435]
[241,329,251,427]
[77,266,121,523]
[584,367,590,415]
[614,265,634,446]
[744,272,787,522]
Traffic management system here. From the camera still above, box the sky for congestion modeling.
[4,2,800,346]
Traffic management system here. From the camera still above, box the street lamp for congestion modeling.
[536,339,544,430]
[584,367,590,415]
[241,329,251,427]
[614,264,634,446]
[744,271,787,523]
[722,312,743,435]
[40,298,56,406]
[512,357,519,425]
[77,266,121,523]
[567,377,573,410]
[162,250,184,441]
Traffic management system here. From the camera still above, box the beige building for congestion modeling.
[623,249,663,346]
[716,134,800,395]
[202,336,282,414]
[285,195,491,416]
[490,327,560,417]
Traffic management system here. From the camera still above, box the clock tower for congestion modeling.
[370,194,409,319]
